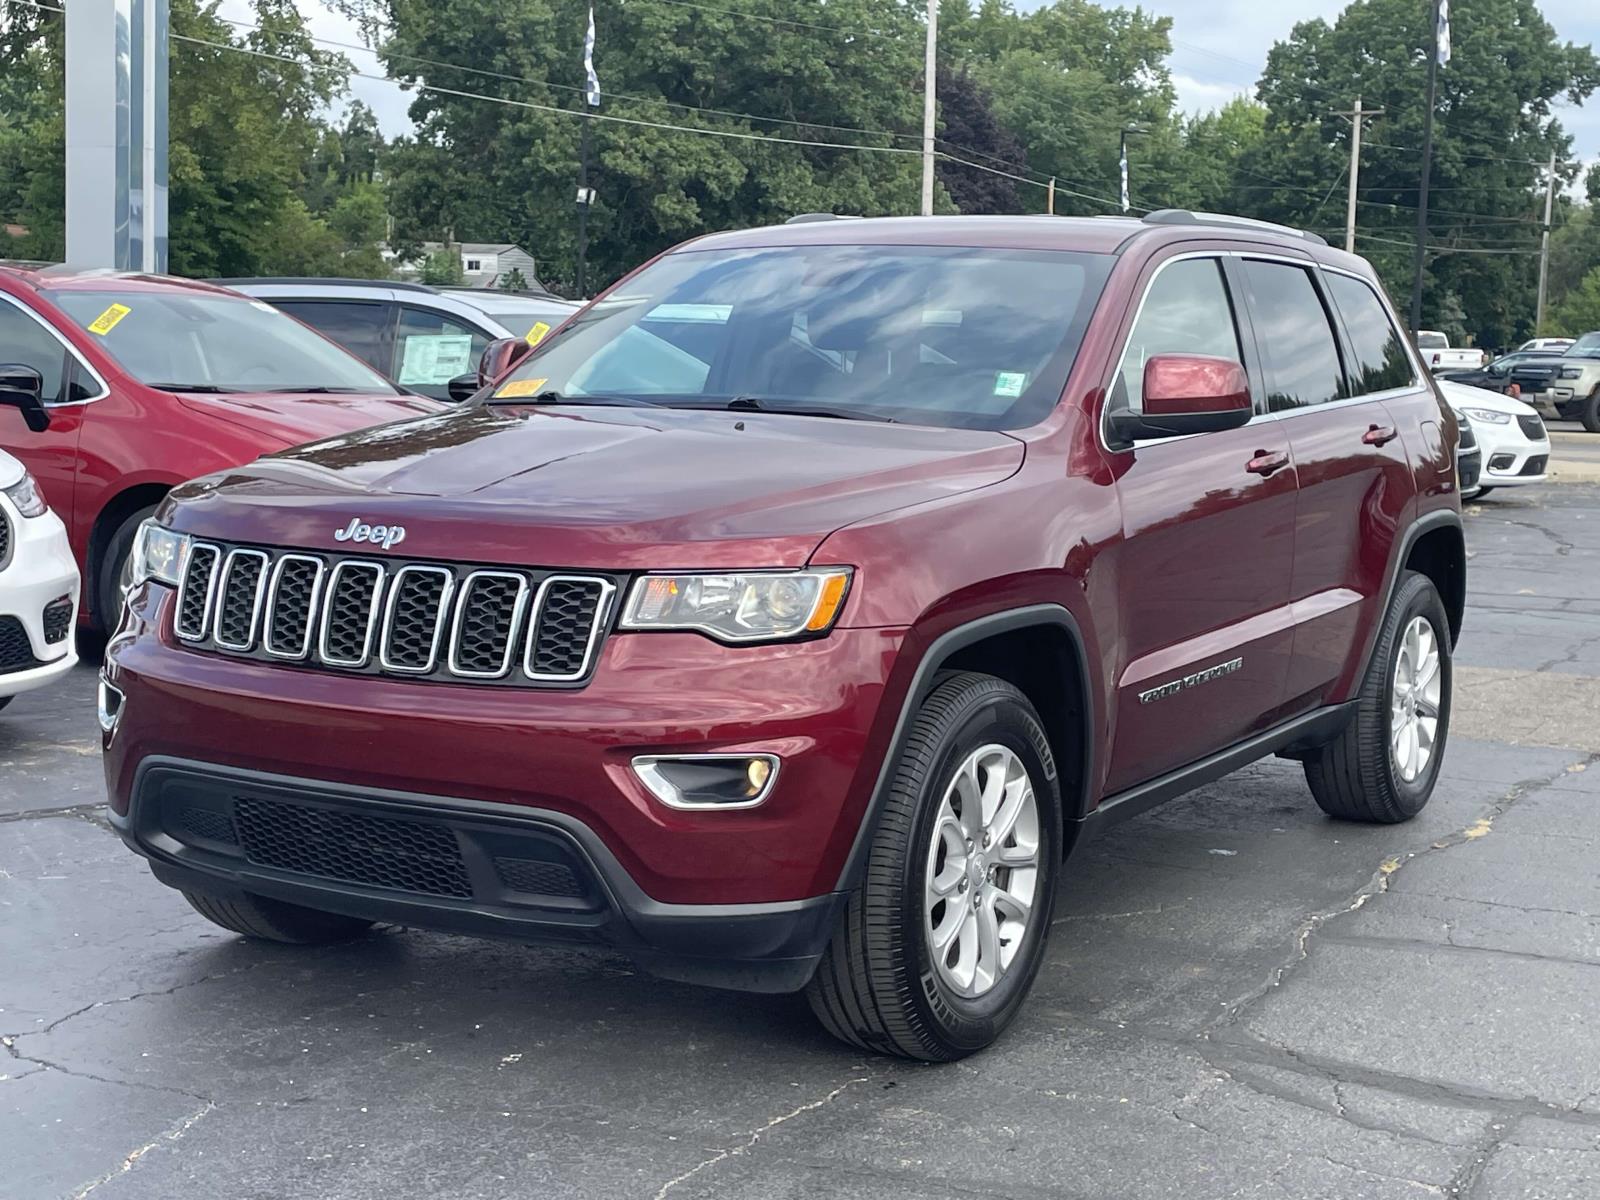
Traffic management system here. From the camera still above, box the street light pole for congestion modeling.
[920,0,938,216]
[1335,96,1382,253]
[1535,151,1557,333]
[1408,0,1442,333]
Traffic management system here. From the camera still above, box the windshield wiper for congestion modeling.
[724,396,896,423]
[146,383,243,394]
[261,386,379,394]
[482,389,664,409]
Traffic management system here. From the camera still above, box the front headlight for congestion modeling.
[129,521,190,588]
[1,471,48,518]
[1560,366,1584,379]
[621,568,852,642]
[1460,407,1512,425]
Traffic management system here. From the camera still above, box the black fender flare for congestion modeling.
[1355,508,1466,687]
[832,604,1096,892]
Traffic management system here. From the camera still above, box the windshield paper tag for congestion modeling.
[994,371,1027,398]
[86,303,132,336]
[525,321,552,346]
[495,377,547,399]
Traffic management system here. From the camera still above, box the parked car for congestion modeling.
[0,444,78,712]
[1518,337,1574,353]
[1455,406,1483,496]
[1507,331,1600,430]
[1439,379,1549,496]
[1436,350,1547,396]
[1415,330,1487,372]
[220,279,578,403]
[0,266,441,631]
[104,211,1463,1060]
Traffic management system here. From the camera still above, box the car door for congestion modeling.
[1264,265,1422,710]
[272,299,396,375]
[392,305,493,402]
[1102,252,1299,795]
[0,291,102,527]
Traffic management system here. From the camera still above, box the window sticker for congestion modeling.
[398,334,476,385]
[86,303,132,336]
[994,371,1028,398]
[525,321,552,347]
[494,377,548,399]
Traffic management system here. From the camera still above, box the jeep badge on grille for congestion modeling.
[334,517,407,551]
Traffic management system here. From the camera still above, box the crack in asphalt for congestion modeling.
[1481,516,1577,557]
[651,1071,875,1199]
[2,958,273,1043]
[1313,932,1600,971]
[0,801,110,825]
[66,1101,216,1200]
[1442,1120,1512,1200]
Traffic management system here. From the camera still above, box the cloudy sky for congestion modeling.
[220,0,1598,174]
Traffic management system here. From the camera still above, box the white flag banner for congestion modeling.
[584,5,601,107]
[1436,0,1451,66]
[1119,148,1129,213]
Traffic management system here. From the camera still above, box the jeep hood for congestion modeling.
[168,404,1025,570]
[174,391,444,448]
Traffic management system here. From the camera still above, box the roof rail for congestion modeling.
[784,213,860,225]
[209,276,446,294]
[1141,209,1329,247]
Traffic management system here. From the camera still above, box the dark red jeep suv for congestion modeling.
[103,212,1464,1060]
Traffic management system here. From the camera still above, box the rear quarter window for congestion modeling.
[1325,273,1416,395]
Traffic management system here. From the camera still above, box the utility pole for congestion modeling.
[576,3,600,298]
[1535,151,1558,333]
[1334,97,1382,253]
[920,0,938,216]
[1408,0,1443,332]
[1047,178,1056,215]
[1119,127,1147,214]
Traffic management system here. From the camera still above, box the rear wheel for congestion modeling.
[1303,571,1451,823]
[805,672,1060,1060]
[183,889,375,944]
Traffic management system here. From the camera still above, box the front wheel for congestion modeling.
[1582,389,1600,434]
[1470,486,1495,498]
[183,889,375,944]
[806,672,1061,1060]
[96,505,159,634]
[1303,571,1452,823]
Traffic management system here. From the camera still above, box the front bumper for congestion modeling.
[1471,417,1550,486]
[0,504,80,700]
[111,757,845,992]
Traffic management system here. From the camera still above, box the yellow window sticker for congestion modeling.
[494,377,548,399]
[525,321,552,346]
[87,303,132,336]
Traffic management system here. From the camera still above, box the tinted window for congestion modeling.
[1326,274,1413,395]
[0,297,68,404]
[493,245,1114,430]
[275,300,392,372]
[1566,333,1600,359]
[1240,262,1345,411]
[48,290,398,393]
[1415,332,1447,349]
[1111,257,1242,413]
[393,307,490,401]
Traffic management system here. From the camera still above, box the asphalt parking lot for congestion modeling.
[4,483,1599,1200]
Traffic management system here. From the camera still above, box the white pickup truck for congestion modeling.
[1416,331,1488,372]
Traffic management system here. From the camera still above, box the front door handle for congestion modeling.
[1246,449,1290,477]
[1363,424,1399,446]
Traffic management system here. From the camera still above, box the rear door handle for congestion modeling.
[1363,424,1399,446]
[1246,450,1290,477]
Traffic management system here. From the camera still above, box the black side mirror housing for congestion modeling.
[0,364,49,432]
[446,373,481,404]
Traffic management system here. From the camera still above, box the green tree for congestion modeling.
[1549,267,1600,336]
[500,267,530,291]
[421,247,464,285]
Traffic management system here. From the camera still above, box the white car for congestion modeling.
[0,449,79,712]
[1416,330,1487,372]
[1439,379,1551,496]
[1518,337,1574,354]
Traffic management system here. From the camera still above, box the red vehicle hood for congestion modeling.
[169,404,1025,570]
[174,391,444,448]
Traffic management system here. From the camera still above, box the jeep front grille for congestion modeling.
[175,541,617,686]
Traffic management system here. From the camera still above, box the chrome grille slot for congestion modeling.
[167,539,614,686]
[263,555,325,659]
[212,549,270,651]
[319,561,386,668]
[379,565,454,673]
[449,571,528,678]
[527,577,614,680]
[175,542,221,641]
[0,512,10,570]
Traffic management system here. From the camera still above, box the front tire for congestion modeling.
[183,889,375,944]
[806,672,1061,1060]
[1470,486,1494,498]
[1303,571,1452,823]
[1582,388,1600,434]
[96,505,158,634]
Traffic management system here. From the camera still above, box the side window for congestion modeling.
[1239,261,1346,412]
[0,298,68,404]
[275,301,392,373]
[1112,258,1243,413]
[1326,273,1415,395]
[393,307,490,401]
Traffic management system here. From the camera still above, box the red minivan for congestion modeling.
[0,266,440,629]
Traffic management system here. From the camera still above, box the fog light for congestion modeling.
[632,754,781,810]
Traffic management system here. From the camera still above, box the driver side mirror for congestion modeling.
[0,364,50,432]
[1108,354,1252,446]
[477,338,534,390]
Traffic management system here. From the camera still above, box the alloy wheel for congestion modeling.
[1390,614,1442,783]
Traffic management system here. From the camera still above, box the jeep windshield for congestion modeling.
[48,289,400,394]
[489,245,1114,430]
